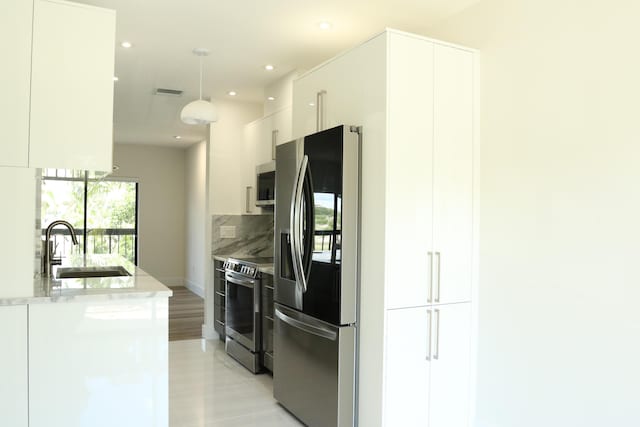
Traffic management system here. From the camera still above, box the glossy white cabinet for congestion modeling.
[242,105,292,213]
[0,0,33,167]
[0,305,28,427]
[291,30,476,427]
[0,168,37,298]
[29,298,169,427]
[385,303,472,427]
[30,0,116,171]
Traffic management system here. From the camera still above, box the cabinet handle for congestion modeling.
[428,251,433,303]
[245,186,252,213]
[426,309,432,361]
[435,251,441,303]
[272,129,278,160]
[434,309,440,360]
[316,90,326,132]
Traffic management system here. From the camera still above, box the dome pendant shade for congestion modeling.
[180,99,218,124]
[181,48,218,125]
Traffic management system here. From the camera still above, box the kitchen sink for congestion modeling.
[55,265,131,279]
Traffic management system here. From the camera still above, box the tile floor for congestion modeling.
[169,338,303,427]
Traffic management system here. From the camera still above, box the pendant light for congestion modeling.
[181,48,218,125]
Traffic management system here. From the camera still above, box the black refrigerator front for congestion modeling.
[274,125,360,427]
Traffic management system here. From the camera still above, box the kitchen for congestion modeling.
[2,1,640,427]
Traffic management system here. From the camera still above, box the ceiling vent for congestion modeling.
[155,88,183,96]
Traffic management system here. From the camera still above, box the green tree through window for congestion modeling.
[41,170,138,264]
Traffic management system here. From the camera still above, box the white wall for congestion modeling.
[429,1,640,426]
[112,144,186,286]
[185,140,207,297]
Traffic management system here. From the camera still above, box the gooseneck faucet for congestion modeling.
[44,220,79,277]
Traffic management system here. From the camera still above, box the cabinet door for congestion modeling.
[292,72,324,138]
[385,34,435,309]
[272,105,292,146]
[0,305,28,427]
[30,0,115,171]
[385,307,430,426]
[428,303,472,427]
[0,0,33,167]
[243,121,259,214]
[29,299,169,427]
[432,45,474,305]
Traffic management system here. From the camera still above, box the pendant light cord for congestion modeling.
[199,56,203,100]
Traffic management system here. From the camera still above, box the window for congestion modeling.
[41,169,138,264]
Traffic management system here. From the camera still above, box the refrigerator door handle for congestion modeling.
[289,156,305,289]
[292,155,309,293]
[275,308,337,341]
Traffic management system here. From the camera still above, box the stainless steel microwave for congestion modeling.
[256,161,275,206]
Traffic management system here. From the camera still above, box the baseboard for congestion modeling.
[184,279,205,298]
[202,323,218,340]
[157,277,185,288]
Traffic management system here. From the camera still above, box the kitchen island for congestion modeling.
[0,255,172,427]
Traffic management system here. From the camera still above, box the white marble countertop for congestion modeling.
[0,254,172,306]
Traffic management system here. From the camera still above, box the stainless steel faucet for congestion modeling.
[44,220,79,277]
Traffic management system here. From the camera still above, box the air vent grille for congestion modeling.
[155,88,183,96]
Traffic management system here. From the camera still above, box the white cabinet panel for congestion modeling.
[429,303,472,427]
[0,0,33,167]
[30,0,115,171]
[29,298,169,427]
[385,35,434,309]
[385,303,471,427]
[432,46,474,305]
[273,105,292,145]
[0,305,28,427]
[0,168,37,298]
[385,307,430,426]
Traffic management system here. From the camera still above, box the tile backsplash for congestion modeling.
[212,214,274,258]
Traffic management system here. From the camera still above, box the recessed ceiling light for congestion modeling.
[267,96,275,101]
[318,21,333,30]
[264,64,275,71]
[174,135,182,140]
[121,41,133,48]
[308,102,315,107]
[113,76,119,81]
[228,91,237,96]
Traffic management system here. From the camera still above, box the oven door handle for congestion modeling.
[225,275,255,288]
[275,308,337,341]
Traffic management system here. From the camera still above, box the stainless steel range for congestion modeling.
[223,257,273,373]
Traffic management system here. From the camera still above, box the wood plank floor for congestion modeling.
[169,286,204,341]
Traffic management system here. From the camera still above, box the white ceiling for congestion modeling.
[75,0,479,147]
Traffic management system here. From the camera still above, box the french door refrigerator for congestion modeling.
[274,125,360,427]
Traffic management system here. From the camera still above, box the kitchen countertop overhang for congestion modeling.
[0,254,172,306]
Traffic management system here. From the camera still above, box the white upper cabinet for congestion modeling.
[386,40,474,309]
[431,45,474,306]
[0,0,33,167]
[29,0,116,171]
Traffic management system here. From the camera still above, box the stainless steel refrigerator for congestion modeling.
[274,125,360,427]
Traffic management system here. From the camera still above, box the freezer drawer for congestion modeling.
[274,303,355,427]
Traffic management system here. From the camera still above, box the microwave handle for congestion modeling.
[272,129,278,160]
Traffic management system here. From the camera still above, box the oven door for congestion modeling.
[225,272,259,352]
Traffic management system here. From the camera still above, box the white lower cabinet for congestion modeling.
[385,303,472,427]
[29,299,169,427]
[0,305,28,427]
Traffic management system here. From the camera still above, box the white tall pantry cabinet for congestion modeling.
[291,30,476,427]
